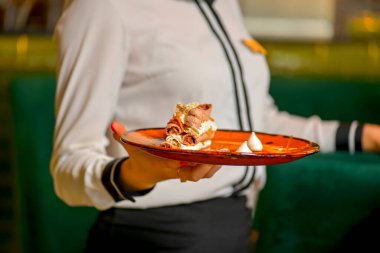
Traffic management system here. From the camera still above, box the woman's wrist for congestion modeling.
[119,158,157,192]
[362,123,380,153]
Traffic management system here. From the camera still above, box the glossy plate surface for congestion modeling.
[121,128,320,166]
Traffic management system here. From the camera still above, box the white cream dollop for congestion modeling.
[247,132,263,151]
[180,140,212,150]
[236,141,251,153]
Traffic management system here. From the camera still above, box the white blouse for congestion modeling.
[51,0,339,210]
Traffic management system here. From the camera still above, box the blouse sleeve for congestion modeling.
[261,91,363,154]
[261,92,340,153]
[50,0,130,210]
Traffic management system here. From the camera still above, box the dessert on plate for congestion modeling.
[160,102,217,150]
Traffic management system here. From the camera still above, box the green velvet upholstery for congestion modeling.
[270,75,380,123]
[252,76,380,253]
[9,75,98,253]
[253,153,380,253]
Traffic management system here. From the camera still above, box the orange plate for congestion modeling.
[121,128,320,166]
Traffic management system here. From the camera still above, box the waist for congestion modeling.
[113,166,248,209]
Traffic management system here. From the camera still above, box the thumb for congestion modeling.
[111,121,127,137]
[111,121,131,148]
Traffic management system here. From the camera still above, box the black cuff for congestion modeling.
[355,124,363,152]
[335,121,363,153]
[101,157,154,203]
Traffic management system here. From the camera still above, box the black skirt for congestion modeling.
[83,195,252,253]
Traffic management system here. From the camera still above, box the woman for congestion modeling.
[51,0,380,252]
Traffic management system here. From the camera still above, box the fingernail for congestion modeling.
[180,161,189,166]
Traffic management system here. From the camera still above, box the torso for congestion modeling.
[106,0,270,208]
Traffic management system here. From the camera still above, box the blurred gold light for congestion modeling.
[368,41,379,65]
[16,35,29,60]
[362,12,376,32]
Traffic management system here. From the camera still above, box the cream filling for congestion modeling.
[199,120,217,134]
[165,134,213,150]
[186,120,217,137]
[180,140,212,150]
[165,134,182,146]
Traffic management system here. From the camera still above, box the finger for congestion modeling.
[176,167,187,182]
[174,161,197,180]
[111,121,129,146]
[180,164,215,182]
[112,133,134,152]
[204,165,222,178]
[112,133,124,143]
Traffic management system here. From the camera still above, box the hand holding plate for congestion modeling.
[110,122,221,191]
